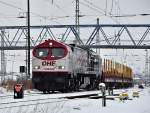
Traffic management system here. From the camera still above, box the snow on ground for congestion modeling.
[0,87,150,113]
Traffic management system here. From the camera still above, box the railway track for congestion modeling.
[0,98,68,110]
[0,88,125,102]
[0,89,101,100]
[0,90,101,109]
[0,88,134,112]
[0,91,43,100]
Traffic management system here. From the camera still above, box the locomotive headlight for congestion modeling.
[34,66,40,69]
[49,42,53,47]
[58,66,65,69]
[61,66,65,69]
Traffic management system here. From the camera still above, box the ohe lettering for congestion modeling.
[42,61,56,66]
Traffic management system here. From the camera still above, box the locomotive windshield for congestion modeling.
[34,47,65,58]
[36,48,49,57]
[52,48,65,57]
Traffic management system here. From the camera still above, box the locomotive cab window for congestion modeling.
[51,48,65,57]
[36,48,49,57]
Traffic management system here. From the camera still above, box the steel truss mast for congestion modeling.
[0,24,150,50]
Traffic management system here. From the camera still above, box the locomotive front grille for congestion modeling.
[32,72,70,91]
[32,72,69,81]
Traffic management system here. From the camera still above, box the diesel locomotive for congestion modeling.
[32,39,133,93]
[32,39,102,93]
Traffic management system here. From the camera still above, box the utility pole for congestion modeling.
[96,18,100,54]
[75,0,80,44]
[27,0,31,78]
[1,30,6,83]
[17,12,28,77]
[145,49,148,85]
[149,56,150,84]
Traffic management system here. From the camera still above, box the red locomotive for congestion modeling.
[32,39,133,93]
[32,39,102,93]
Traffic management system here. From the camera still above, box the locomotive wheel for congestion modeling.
[75,81,80,91]
[86,84,90,90]
[43,90,47,94]
[68,79,75,91]
[60,89,68,93]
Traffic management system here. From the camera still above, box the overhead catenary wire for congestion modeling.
[79,1,105,15]
[0,1,22,11]
[111,13,150,17]
[109,0,150,18]
[0,0,149,23]
[32,0,76,23]
[79,0,120,24]
[0,0,61,24]
[83,0,108,15]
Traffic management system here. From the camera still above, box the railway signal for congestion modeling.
[14,84,24,99]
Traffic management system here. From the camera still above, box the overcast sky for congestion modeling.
[0,0,150,75]
[0,0,150,25]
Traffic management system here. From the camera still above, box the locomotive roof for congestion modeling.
[34,39,100,56]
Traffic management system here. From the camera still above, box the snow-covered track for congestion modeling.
[0,98,68,110]
[0,92,44,100]
[0,90,100,110]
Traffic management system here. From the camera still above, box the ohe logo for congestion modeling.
[42,60,56,66]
